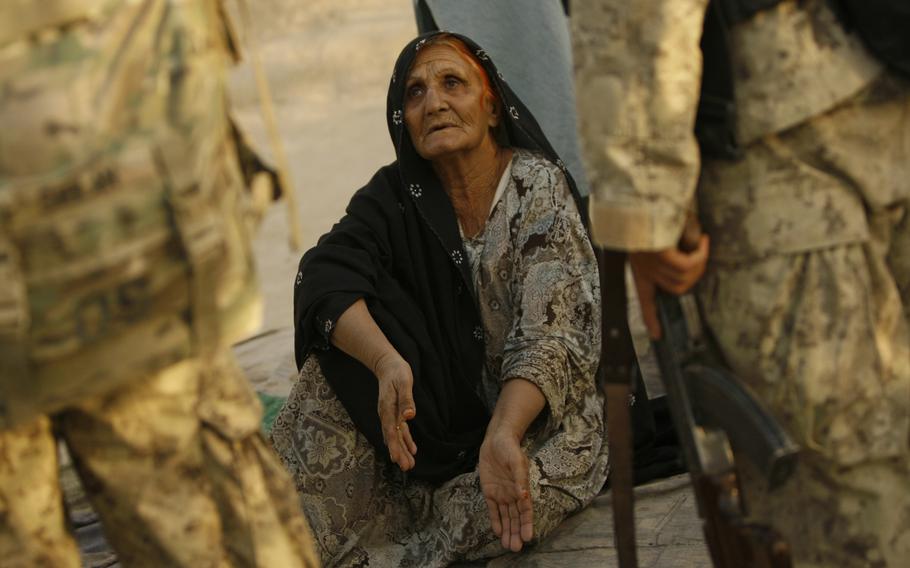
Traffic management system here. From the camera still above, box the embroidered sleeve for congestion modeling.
[500,156,601,429]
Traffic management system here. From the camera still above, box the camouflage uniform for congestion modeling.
[0,1,318,566]
[573,1,910,566]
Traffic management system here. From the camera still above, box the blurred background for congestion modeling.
[226,0,417,333]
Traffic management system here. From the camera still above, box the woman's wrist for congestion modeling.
[485,415,527,442]
[371,349,408,381]
[332,299,406,380]
[484,378,546,443]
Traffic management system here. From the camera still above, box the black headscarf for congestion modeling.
[293,32,587,483]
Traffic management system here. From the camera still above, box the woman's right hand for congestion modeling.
[373,352,418,471]
[330,299,418,471]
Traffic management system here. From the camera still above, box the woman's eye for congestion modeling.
[407,85,424,98]
[445,77,461,88]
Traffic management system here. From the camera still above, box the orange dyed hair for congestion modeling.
[421,34,498,110]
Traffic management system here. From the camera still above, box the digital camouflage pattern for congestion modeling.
[697,76,910,465]
[0,0,262,427]
[572,0,882,252]
[0,1,318,565]
[0,417,82,567]
[573,1,910,566]
[735,452,910,568]
[1,353,320,567]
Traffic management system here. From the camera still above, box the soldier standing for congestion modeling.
[0,1,318,566]
[573,0,910,566]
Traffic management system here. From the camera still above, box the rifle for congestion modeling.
[652,260,798,567]
[598,218,799,567]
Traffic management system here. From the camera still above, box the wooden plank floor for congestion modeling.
[65,328,710,567]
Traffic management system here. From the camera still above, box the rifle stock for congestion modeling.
[685,365,798,490]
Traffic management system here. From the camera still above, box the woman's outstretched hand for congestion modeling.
[479,426,534,552]
[478,378,545,551]
[330,299,419,472]
[373,352,418,471]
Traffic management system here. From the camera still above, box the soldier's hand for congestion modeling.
[373,352,418,471]
[630,234,710,339]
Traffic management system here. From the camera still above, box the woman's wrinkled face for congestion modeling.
[403,43,500,162]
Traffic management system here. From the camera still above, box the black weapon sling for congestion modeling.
[598,248,640,568]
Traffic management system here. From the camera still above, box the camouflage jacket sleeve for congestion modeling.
[572,0,709,251]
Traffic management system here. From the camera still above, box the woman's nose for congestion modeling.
[424,87,448,113]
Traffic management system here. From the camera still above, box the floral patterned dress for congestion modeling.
[270,149,608,567]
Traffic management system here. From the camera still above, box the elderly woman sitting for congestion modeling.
[270,32,608,567]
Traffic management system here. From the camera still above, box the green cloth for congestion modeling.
[258,392,287,434]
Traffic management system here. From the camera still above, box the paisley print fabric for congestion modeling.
[271,149,608,567]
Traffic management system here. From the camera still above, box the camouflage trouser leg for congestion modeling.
[0,416,81,568]
[55,350,318,567]
[738,453,910,568]
[698,241,910,567]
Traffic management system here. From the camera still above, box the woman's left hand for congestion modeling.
[373,352,418,471]
[478,427,534,552]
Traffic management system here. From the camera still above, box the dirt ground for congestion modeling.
[227,0,418,334]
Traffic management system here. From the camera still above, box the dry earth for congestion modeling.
[227,0,418,333]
